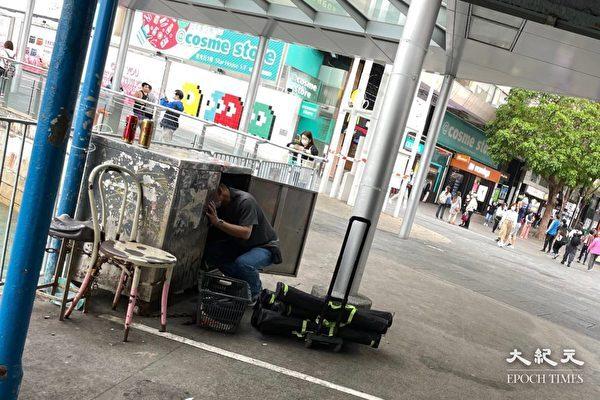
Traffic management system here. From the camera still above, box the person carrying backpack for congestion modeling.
[0,40,15,95]
[561,230,581,268]
[549,219,567,257]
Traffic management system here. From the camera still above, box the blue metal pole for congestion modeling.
[44,0,119,282]
[0,1,97,398]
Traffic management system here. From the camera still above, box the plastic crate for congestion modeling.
[196,272,251,333]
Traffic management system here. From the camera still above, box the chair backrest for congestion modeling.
[88,163,143,262]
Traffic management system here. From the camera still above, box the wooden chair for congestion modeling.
[63,163,177,341]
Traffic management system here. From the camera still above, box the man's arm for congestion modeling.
[206,202,252,240]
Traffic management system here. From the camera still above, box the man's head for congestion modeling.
[213,184,231,208]
[174,89,184,100]
[141,82,152,94]
[445,186,450,192]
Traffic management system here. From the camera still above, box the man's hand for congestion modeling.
[205,201,219,225]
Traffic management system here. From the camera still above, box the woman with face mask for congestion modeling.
[287,131,319,164]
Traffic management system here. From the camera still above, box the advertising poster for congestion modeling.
[131,11,284,81]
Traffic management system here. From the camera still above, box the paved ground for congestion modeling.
[13,196,600,399]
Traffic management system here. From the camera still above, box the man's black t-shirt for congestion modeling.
[219,187,278,250]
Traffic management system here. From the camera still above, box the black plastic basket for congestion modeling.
[196,272,251,333]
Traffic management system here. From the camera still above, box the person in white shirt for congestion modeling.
[435,186,452,220]
[460,193,479,229]
[492,203,507,233]
[498,203,519,247]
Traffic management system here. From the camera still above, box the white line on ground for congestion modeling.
[99,314,385,400]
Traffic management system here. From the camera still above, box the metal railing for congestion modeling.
[0,58,46,118]
[0,57,327,178]
[0,116,38,285]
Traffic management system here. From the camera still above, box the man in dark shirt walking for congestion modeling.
[204,184,280,299]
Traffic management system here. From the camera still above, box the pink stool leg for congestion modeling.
[123,266,141,342]
[159,267,174,332]
[112,267,128,310]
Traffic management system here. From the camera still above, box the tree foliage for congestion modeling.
[485,89,600,236]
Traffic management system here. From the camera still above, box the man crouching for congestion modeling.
[204,184,281,301]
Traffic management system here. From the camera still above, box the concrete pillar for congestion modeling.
[330,59,373,198]
[331,0,443,297]
[112,7,133,91]
[399,74,454,239]
[347,64,393,207]
[16,0,34,63]
[318,57,360,194]
[12,0,35,90]
[234,35,268,155]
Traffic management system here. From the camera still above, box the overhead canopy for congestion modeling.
[120,0,600,100]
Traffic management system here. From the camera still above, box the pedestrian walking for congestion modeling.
[158,89,184,142]
[586,233,600,271]
[519,212,535,239]
[492,203,507,233]
[447,192,462,225]
[577,229,596,264]
[483,203,497,227]
[421,179,432,202]
[561,230,582,267]
[551,221,569,259]
[498,203,518,247]
[460,193,478,229]
[541,214,561,253]
[436,186,452,220]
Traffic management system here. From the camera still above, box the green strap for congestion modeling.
[292,320,309,338]
[268,294,276,305]
[346,305,357,324]
[283,284,289,295]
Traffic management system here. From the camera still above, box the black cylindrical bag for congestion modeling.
[275,283,391,334]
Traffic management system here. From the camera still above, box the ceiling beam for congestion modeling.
[463,0,600,40]
[289,0,317,21]
[334,0,368,30]
[249,0,270,13]
[388,0,447,48]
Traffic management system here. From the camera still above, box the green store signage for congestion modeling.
[287,68,321,101]
[437,112,496,167]
[299,100,319,119]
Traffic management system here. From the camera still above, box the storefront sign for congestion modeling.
[133,12,284,81]
[287,68,321,101]
[525,185,548,201]
[438,112,496,167]
[455,153,471,163]
[299,100,319,119]
[451,156,502,183]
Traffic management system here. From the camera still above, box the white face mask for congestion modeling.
[301,138,310,146]
[511,206,516,211]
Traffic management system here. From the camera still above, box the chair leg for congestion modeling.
[159,267,174,332]
[124,266,141,342]
[64,256,102,319]
[59,249,77,321]
[112,267,129,310]
[50,239,69,296]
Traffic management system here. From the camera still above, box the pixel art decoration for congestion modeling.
[204,90,225,122]
[182,82,203,117]
[249,102,276,140]
[214,93,244,130]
